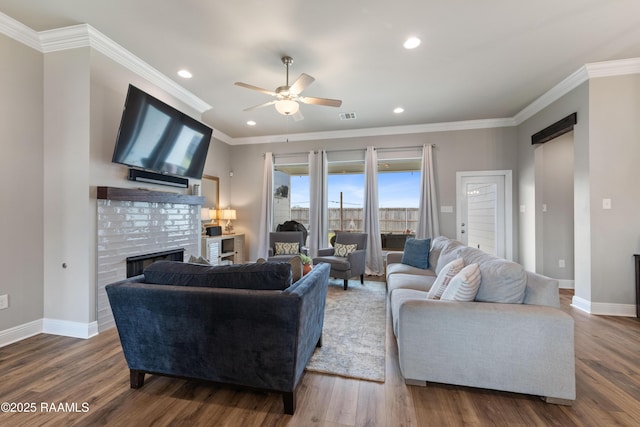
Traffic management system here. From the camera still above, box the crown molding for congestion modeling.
[513,66,589,125]
[0,11,40,50]
[4,18,212,115]
[4,10,640,144]
[514,57,640,125]
[39,23,90,52]
[229,117,517,145]
[585,57,640,78]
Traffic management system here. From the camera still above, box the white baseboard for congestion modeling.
[571,296,636,316]
[0,319,42,348]
[558,279,574,289]
[43,318,99,339]
[0,318,100,347]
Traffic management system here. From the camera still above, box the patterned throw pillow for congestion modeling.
[427,258,464,300]
[441,263,482,302]
[188,255,211,265]
[334,242,357,257]
[274,241,299,255]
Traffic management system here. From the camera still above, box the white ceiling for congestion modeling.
[2,0,640,142]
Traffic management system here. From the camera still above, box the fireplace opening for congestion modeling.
[126,248,185,277]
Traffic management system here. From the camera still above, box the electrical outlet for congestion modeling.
[0,294,8,310]
[559,259,566,268]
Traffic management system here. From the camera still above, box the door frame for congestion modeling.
[456,170,513,260]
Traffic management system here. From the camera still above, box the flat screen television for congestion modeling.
[112,84,212,180]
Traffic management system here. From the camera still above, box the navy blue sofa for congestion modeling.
[106,260,330,414]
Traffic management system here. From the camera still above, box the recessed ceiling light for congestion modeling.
[177,69,192,79]
[403,37,421,49]
[393,107,405,114]
[247,120,256,126]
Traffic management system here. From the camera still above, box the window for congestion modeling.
[273,162,309,232]
[327,160,364,233]
[377,158,421,233]
[272,149,422,247]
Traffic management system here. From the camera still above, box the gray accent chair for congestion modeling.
[313,232,367,290]
[267,231,308,262]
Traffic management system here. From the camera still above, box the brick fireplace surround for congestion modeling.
[96,187,204,331]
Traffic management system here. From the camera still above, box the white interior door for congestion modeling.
[456,171,512,259]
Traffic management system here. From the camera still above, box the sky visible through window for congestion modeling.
[290,171,420,208]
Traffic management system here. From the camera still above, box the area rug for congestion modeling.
[306,279,387,382]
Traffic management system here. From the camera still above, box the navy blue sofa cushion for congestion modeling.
[401,237,431,269]
[143,260,292,290]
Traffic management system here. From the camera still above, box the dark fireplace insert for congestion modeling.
[126,248,185,277]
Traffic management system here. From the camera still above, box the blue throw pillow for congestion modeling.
[401,238,431,269]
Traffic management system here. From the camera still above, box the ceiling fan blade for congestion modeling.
[243,100,276,111]
[299,96,342,107]
[234,82,276,96]
[293,109,304,122]
[289,73,315,95]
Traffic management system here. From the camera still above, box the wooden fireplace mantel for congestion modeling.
[96,186,205,205]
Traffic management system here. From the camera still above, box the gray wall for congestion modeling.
[0,34,44,331]
[229,127,519,262]
[2,40,234,333]
[588,74,640,306]
[538,131,574,281]
[518,74,640,311]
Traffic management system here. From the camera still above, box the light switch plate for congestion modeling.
[0,294,8,310]
[602,198,612,210]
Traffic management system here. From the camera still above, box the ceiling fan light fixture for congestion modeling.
[275,99,299,115]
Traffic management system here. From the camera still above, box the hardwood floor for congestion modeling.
[1,289,639,426]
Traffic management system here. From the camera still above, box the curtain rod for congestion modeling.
[264,143,435,157]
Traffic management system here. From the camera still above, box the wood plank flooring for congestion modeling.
[1,289,639,426]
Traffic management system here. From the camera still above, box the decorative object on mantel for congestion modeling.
[220,208,237,234]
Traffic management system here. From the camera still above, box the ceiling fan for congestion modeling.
[235,56,342,121]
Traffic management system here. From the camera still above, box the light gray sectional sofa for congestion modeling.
[387,236,575,404]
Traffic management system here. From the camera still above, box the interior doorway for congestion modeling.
[456,170,513,260]
[535,131,575,288]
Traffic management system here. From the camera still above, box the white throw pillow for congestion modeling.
[441,263,482,302]
[427,258,464,300]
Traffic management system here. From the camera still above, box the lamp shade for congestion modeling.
[220,209,237,220]
[275,99,299,116]
[200,207,211,221]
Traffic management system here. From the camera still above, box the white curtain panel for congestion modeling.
[364,146,384,276]
[308,150,328,257]
[416,144,440,239]
[257,152,274,258]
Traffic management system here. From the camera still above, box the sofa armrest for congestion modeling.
[347,249,366,274]
[387,252,404,265]
[285,263,330,380]
[317,247,334,256]
[396,299,575,401]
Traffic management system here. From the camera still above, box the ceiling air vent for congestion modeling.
[339,112,357,120]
